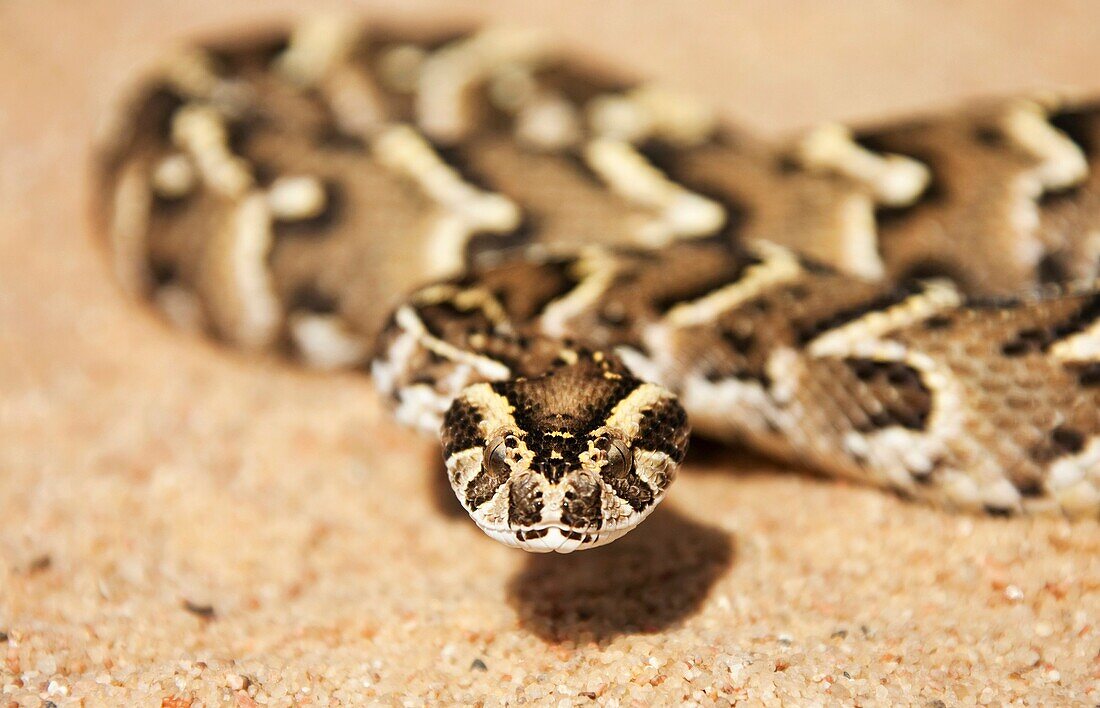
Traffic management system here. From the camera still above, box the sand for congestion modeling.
[1,1,1099,705]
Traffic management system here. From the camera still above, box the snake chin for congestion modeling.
[477,517,651,553]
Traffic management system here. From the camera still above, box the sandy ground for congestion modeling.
[2,1,1100,705]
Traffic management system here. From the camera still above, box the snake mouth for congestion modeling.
[474,502,661,552]
[480,524,630,553]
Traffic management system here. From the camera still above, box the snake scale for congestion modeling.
[98,18,1100,552]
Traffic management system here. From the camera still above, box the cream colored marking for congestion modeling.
[602,492,650,529]
[1048,435,1100,488]
[538,250,618,338]
[842,427,943,493]
[584,138,725,241]
[588,85,716,147]
[664,242,803,328]
[614,342,666,388]
[1001,100,1088,191]
[632,449,677,492]
[151,153,196,199]
[274,15,362,87]
[370,325,419,399]
[267,176,327,221]
[160,48,250,110]
[796,122,930,207]
[1050,317,1100,361]
[171,104,253,198]
[603,383,675,438]
[392,382,453,432]
[375,124,519,227]
[444,447,484,493]
[833,193,885,279]
[488,63,538,112]
[412,283,510,327]
[1044,433,1100,517]
[321,64,388,137]
[423,213,476,276]
[370,345,406,399]
[161,48,222,98]
[586,93,650,144]
[378,44,426,93]
[765,347,801,406]
[204,193,281,350]
[416,27,548,143]
[471,476,513,526]
[557,349,579,366]
[394,307,511,381]
[289,312,369,370]
[110,159,153,295]
[515,93,582,151]
[154,284,206,334]
[460,383,522,443]
[938,470,985,512]
[807,280,962,358]
[374,124,522,274]
[1052,478,1100,518]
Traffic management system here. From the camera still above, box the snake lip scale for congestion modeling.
[98,17,1100,552]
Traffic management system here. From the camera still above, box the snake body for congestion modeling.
[99,19,1100,552]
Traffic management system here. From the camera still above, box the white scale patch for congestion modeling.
[1001,100,1089,192]
[415,27,549,143]
[274,14,362,87]
[583,137,726,244]
[201,193,282,350]
[373,307,512,432]
[1051,318,1100,361]
[587,84,717,147]
[459,382,520,439]
[604,383,677,438]
[796,122,931,208]
[289,312,369,370]
[171,104,253,198]
[1046,436,1100,517]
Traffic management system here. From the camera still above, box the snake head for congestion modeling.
[440,352,690,552]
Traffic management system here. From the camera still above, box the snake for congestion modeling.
[97,17,1100,553]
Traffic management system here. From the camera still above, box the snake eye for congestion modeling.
[486,437,512,476]
[602,437,633,477]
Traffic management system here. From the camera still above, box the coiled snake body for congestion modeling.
[100,19,1100,552]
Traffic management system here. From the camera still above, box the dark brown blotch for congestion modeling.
[441,400,486,459]
[561,474,604,530]
[632,399,689,465]
[508,474,544,527]
[845,358,932,432]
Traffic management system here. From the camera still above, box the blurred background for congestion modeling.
[6,0,1100,141]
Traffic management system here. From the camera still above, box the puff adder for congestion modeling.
[99,18,1100,552]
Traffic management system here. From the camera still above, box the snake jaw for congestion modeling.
[445,454,663,553]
